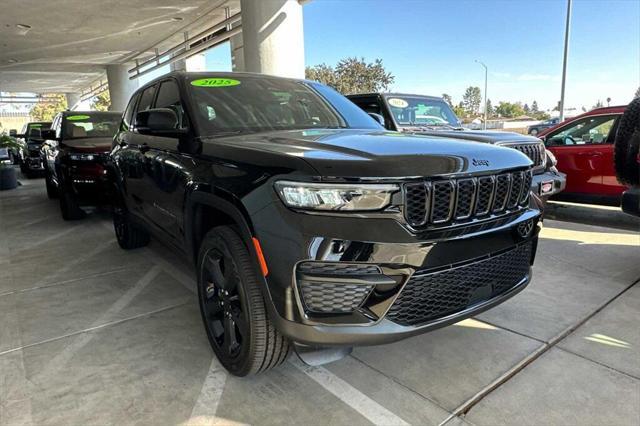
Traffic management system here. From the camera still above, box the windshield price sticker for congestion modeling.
[388,98,409,108]
[67,115,91,121]
[191,78,241,88]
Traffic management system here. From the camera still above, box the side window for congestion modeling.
[137,85,157,113]
[352,97,382,115]
[546,115,618,146]
[155,80,187,128]
[122,92,140,131]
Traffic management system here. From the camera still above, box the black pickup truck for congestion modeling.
[348,93,566,200]
[109,72,541,376]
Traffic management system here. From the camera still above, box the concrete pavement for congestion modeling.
[1,173,639,426]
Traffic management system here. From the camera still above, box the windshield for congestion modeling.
[63,113,121,140]
[25,122,51,142]
[189,76,375,136]
[384,95,459,127]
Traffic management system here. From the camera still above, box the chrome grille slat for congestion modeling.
[404,169,532,229]
[502,142,546,169]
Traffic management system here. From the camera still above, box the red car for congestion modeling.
[538,105,627,205]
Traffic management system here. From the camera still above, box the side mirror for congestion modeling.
[9,129,17,137]
[368,112,385,127]
[136,108,185,136]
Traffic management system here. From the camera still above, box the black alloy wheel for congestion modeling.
[197,226,289,376]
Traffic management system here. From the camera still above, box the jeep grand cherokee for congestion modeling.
[108,72,541,376]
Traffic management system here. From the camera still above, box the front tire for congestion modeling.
[197,226,289,376]
[59,190,85,220]
[113,204,150,249]
[45,172,58,199]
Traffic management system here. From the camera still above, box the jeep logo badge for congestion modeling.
[472,159,490,167]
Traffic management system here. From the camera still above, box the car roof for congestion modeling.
[62,110,121,115]
[537,104,627,136]
[135,71,310,94]
[347,92,444,101]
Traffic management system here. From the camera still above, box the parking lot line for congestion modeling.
[440,278,640,424]
[184,358,229,426]
[0,302,188,358]
[290,356,411,426]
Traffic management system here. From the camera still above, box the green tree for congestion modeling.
[462,86,482,115]
[30,94,67,122]
[91,91,111,111]
[485,99,494,117]
[305,57,394,95]
[592,100,604,109]
[495,101,525,118]
[523,103,530,114]
[442,93,453,107]
[531,100,539,113]
[453,101,466,119]
[635,87,640,98]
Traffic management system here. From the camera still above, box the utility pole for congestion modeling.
[559,0,572,121]
[475,60,488,130]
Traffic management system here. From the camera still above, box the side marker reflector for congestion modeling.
[252,237,269,277]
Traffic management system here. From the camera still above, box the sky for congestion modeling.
[301,0,640,111]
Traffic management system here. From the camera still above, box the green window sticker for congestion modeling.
[191,78,241,88]
[31,124,42,128]
[67,115,91,121]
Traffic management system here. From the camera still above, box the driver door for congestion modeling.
[544,114,619,196]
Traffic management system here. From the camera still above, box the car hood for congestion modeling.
[60,137,112,153]
[203,129,532,178]
[401,128,542,145]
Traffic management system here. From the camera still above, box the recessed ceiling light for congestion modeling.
[7,58,18,63]
[16,24,31,30]
[172,17,184,21]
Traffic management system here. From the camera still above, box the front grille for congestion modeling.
[297,262,380,313]
[386,242,532,326]
[404,169,532,228]
[502,142,545,169]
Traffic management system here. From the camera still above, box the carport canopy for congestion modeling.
[0,0,306,110]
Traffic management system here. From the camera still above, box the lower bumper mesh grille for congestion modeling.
[386,242,532,326]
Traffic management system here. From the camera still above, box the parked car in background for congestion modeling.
[538,105,627,206]
[109,72,542,376]
[41,111,121,219]
[527,117,560,136]
[611,98,640,216]
[347,93,566,201]
[15,121,51,177]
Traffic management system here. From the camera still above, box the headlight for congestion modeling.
[69,153,95,161]
[545,149,557,167]
[275,181,399,211]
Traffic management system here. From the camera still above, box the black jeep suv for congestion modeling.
[42,111,122,219]
[16,121,51,176]
[348,93,566,200]
[109,72,541,376]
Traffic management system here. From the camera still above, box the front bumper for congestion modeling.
[532,169,566,198]
[24,156,44,171]
[60,161,111,205]
[252,199,541,347]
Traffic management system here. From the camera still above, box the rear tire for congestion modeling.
[197,226,289,376]
[113,204,150,249]
[59,190,85,220]
[614,97,640,186]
